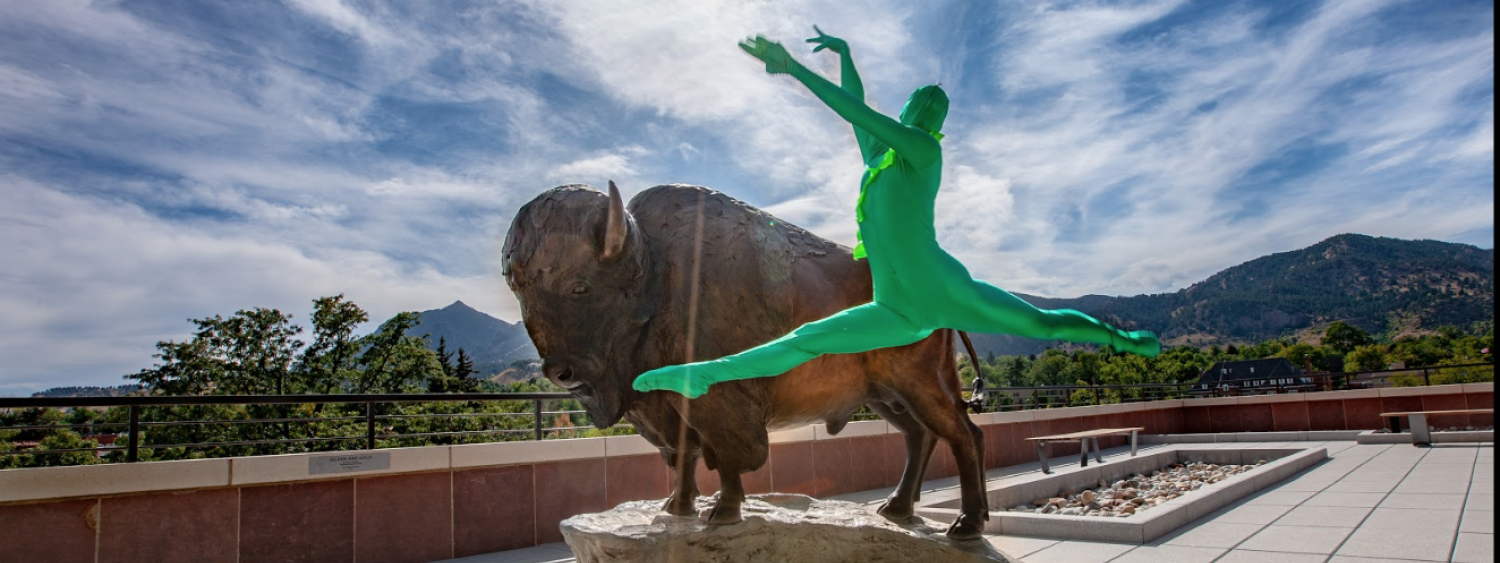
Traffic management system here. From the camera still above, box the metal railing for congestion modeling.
[2,362,1489,466]
[0,392,593,464]
[960,362,1493,412]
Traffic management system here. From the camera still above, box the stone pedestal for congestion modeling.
[560,494,1011,563]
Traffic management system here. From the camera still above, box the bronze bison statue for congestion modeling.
[501,182,989,539]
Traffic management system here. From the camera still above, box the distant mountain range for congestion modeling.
[410,234,1493,369]
[31,385,143,398]
[967,233,1494,356]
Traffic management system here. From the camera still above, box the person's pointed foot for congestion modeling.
[632,365,712,398]
[1125,330,1160,357]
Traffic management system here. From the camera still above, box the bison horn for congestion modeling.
[602,180,629,261]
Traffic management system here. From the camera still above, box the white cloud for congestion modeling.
[284,0,399,47]
[0,0,1491,392]
[0,174,521,390]
[546,149,645,184]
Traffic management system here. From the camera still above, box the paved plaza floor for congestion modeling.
[443,440,1494,563]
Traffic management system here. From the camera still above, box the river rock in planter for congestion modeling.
[561,494,1011,563]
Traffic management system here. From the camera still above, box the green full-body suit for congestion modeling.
[633,29,1159,399]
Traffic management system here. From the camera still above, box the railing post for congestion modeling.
[126,405,140,463]
[365,402,376,450]
[533,398,544,441]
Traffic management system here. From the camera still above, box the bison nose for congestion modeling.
[542,360,584,390]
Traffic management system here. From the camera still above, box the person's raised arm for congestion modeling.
[806,26,863,102]
[807,26,886,162]
[741,35,939,169]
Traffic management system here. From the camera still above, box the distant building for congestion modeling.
[1193,358,1310,394]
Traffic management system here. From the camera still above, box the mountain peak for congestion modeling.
[409,301,537,374]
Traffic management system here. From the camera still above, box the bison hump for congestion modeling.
[628,184,860,359]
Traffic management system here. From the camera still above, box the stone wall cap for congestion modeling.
[0,458,230,504]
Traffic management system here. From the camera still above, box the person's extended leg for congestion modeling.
[633,302,934,398]
[944,278,1159,356]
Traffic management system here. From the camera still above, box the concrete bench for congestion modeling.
[1379,409,1494,446]
[1025,427,1144,474]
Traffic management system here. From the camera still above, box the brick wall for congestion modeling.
[0,383,1488,563]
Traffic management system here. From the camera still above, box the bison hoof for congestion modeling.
[876,499,916,523]
[662,496,696,517]
[705,502,743,525]
[945,514,986,541]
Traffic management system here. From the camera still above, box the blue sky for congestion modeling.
[0,0,1492,393]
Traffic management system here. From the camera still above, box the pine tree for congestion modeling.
[455,349,478,392]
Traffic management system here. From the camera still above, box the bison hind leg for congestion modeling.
[868,401,934,523]
[946,512,987,541]
[824,417,849,436]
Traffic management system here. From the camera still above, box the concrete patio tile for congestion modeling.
[1016,540,1133,563]
[1407,464,1474,476]
[1304,492,1385,508]
[1405,472,1474,485]
[1275,479,1336,492]
[1323,480,1396,493]
[1238,524,1354,554]
[1328,557,1446,563]
[1404,470,1475,483]
[1105,544,1224,563]
[983,535,1059,559]
[1378,492,1467,510]
[1318,442,1362,455]
[1297,468,1356,481]
[1466,493,1493,509]
[1214,550,1326,563]
[1473,476,1494,487]
[444,543,575,563]
[1349,463,1410,474]
[1393,480,1470,495]
[1453,532,1495,563]
[1274,505,1373,528]
[1342,471,1416,483]
[1335,508,1461,561]
[1460,510,1493,534]
[1210,503,1295,525]
[1419,449,1478,464]
[1244,490,1317,506]
[1161,522,1263,549]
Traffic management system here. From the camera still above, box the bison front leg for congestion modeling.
[660,447,701,516]
[693,431,767,526]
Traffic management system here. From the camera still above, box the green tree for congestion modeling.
[1323,321,1373,355]
[127,308,303,395]
[300,294,369,394]
[353,312,443,394]
[20,430,102,468]
[455,349,479,392]
[1025,350,1071,386]
[1344,344,1390,373]
[1003,357,1028,386]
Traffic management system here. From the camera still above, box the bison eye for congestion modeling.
[570,283,590,295]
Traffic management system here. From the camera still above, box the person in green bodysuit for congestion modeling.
[633,27,1159,399]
